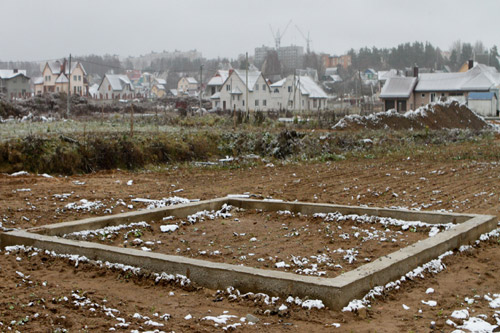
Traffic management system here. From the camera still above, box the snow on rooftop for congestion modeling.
[233,69,262,91]
[186,77,198,84]
[416,64,500,92]
[104,74,133,91]
[0,69,28,79]
[296,75,328,98]
[55,74,69,83]
[207,70,230,86]
[380,77,417,98]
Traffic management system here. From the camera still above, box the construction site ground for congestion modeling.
[1,150,500,332]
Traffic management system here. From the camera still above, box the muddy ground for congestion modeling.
[63,209,431,278]
[1,152,500,332]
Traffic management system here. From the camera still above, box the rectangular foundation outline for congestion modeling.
[1,198,496,310]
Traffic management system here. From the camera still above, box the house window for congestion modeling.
[262,84,266,90]
[288,86,292,92]
[255,100,259,106]
[226,85,231,91]
[108,85,111,91]
[421,93,425,97]
[313,99,317,108]
[242,100,245,106]
[79,75,81,81]
[73,75,77,81]
[263,100,267,106]
[255,85,258,91]
[56,87,59,92]
[274,88,279,93]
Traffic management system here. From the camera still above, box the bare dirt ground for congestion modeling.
[1,151,500,332]
[63,209,431,278]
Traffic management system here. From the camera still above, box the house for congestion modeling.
[321,54,352,69]
[33,77,44,95]
[219,69,272,111]
[151,78,167,98]
[97,74,135,100]
[379,77,418,111]
[0,69,30,100]
[40,60,88,96]
[468,92,498,117]
[206,70,230,109]
[380,62,500,113]
[270,75,328,111]
[177,77,198,95]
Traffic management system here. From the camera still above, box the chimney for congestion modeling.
[413,65,419,78]
[468,59,474,70]
[229,69,234,76]
[13,69,18,73]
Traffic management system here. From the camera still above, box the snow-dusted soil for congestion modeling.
[62,207,443,278]
[1,153,500,331]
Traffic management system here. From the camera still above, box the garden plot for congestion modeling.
[61,205,453,278]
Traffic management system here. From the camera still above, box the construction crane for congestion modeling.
[295,25,311,53]
[269,19,292,49]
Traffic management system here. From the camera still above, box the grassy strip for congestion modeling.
[0,128,496,175]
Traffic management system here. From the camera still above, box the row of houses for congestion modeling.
[380,61,500,117]
[206,69,328,111]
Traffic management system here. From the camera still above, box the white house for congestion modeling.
[270,75,328,111]
[97,74,135,100]
[219,69,273,111]
[206,70,229,109]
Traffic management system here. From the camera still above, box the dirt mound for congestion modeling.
[333,101,490,131]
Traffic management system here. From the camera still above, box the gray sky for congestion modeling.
[2,0,499,61]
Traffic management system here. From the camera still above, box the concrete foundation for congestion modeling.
[1,198,496,310]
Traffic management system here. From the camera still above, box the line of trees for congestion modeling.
[347,40,500,73]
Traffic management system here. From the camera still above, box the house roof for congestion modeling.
[329,74,342,82]
[55,74,69,83]
[33,76,44,85]
[415,64,500,92]
[233,69,262,91]
[468,92,497,100]
[269,75,328,98]
[378,69,402,81]
[207,70,230,86]
[155,78,166,85]
[100,74,134,91]
[46,61,87,76]
[296,75,328,98]
[270,78,286,88]
[155,84,166,90]
[185,77,198,84]
[0,69,28,80]
[210,92,221,99]
[379,77,418,99]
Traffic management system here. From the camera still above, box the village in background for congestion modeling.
[1,27,500,119]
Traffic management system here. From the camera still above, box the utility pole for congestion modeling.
[199,64,203,112]
[67,53,71,117]
[245,52,249,117]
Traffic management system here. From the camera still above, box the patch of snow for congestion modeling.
[160,225,179,233]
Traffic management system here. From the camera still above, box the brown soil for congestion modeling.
[333,101,490,131]
[1,149,500,331]
[64,210,430,278]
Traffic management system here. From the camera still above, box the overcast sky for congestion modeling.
[2,0,499,62]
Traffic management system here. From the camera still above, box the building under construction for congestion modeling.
[254,45,304,72]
